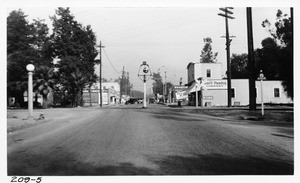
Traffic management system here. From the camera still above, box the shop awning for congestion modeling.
[185,81,200,94]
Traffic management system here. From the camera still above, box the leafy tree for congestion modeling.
[7,9,56,108]
[200,37,218,63]
[256,37,281,80]
[262,9,293,99]
[31,19,54,67]
[131,90,144,98]
[152,72,163,98]
[164,82,173,99]
[50,7,98,106]
[116,71,132,96]
[33,66,58,108]
[231,39,281,80]
[231,53,249,79]
[7,9,36,107]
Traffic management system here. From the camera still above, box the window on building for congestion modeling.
[274,88,280,97]
[231,88,235,98]
[206,69,211,78]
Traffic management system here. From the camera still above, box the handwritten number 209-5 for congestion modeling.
[11,177,42,183]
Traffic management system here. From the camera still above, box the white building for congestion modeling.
[83,82,121,105]
[186,62,293,106]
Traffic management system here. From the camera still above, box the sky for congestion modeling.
[3,1,295,93]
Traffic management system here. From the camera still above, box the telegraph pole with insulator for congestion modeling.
[218,7,234,107]
[247,7,256,111]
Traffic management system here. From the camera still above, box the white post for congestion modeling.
[260,79,264,115]
[28,71,33,118]
[26,64,35,119]
[258,70,265,116]
[139,61,151,108]
[195,84,198,107]
[200,86,203,107]
[143,80,147,108]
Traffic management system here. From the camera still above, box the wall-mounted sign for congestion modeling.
[173,85,188,90]
[175,91,188,100]
[203,96,214,100]
[82,92,99,103]
[203,80,227,89]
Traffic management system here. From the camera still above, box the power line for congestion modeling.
[103,39,247,47]
[102,48,121,74]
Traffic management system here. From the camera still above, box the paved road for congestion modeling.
[7,104,294,175]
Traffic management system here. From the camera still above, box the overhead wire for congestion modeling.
[102,48,121,74]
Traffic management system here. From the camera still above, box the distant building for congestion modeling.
[83,82,121,105]
[186,62,293,106]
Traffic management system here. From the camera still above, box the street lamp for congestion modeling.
[138,61,152,108]
[26,63,35,119]
[258,70,266,115]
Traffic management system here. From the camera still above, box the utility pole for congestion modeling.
[99,41,105,108]
[120,66,125,104]
[247,7,256,111]
[164,71,167,103]
[125,72,128,96]
[218,7,234,107]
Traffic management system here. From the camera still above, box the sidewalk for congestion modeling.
[166,103,294,123]
[7,107,95,133]
[6,104,119,133]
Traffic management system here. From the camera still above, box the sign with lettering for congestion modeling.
[173,85,188,90]
[203,80,227,89]
[83,92,99,103]
[203,96,214,100]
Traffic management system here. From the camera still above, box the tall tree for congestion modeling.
[33,66,58,108]
[262,9,293,99]
[131,90,144,98]
[256,37,281,80]
[152,72,163,99]
[200,37,218,63]
[230,53,249,79]
[51,7,98,106]
[31,18,54,67]
[7,9,36,107]
[116,71,132,96]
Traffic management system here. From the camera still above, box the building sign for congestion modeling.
[173,85,189,100]
[203,80,227,89]
[203,96,214,100]
[83,92,99,104]
[174,85,188,90]
[175,91,188,100]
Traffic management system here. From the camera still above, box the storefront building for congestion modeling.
[186,62,293,106]
[82,82,121,106]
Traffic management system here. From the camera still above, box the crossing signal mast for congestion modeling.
[138,61,152,108]
[218,7,235,107]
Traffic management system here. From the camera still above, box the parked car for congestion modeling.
[125,98,138,105]
[149,98,155,104]
[137,98,143,104]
